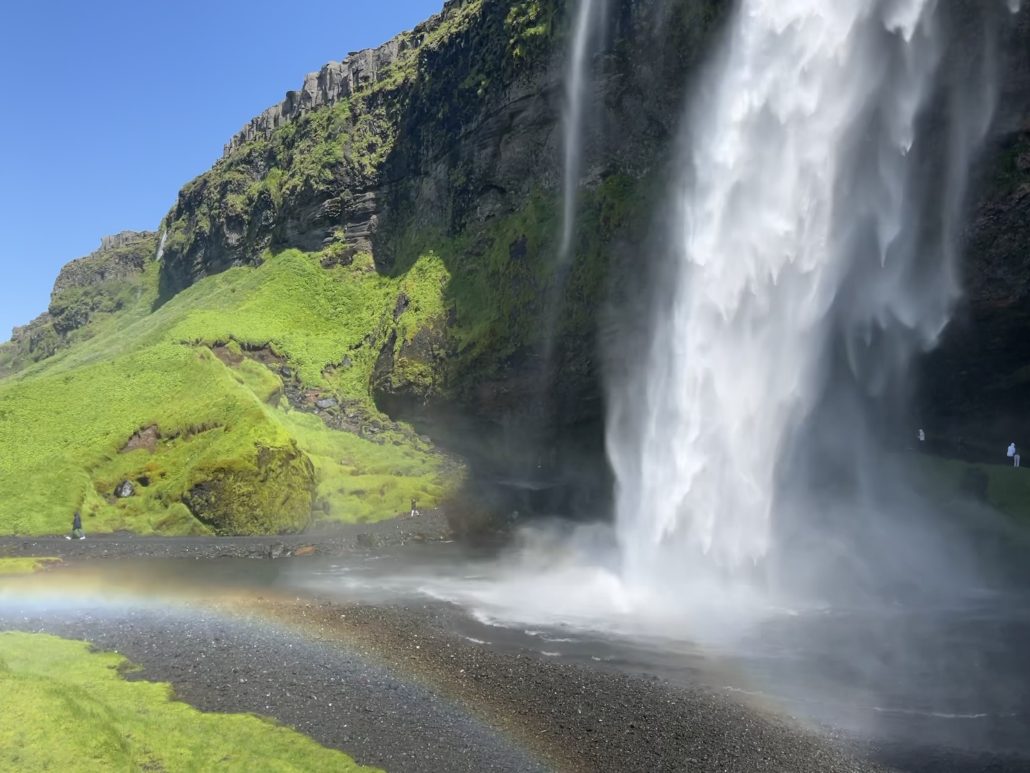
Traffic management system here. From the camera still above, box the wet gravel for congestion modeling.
[0,600,545,773]
[270,598,894,773]
[0,511,453,560]
[4,552,1027,772]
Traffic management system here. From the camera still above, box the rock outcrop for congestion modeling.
[4,0,1030,531]
[52,231,155,296]
[224,38,409,156]
[918,6,1030,455]
[1,231,157,373]
[149,0,1030,510]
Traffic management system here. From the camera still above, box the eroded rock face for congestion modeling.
[917,8,1030,453]
[53,231,155,295]
[1,231,157,372]
[223,40,407,156]
[157,0,729,425]
[148,0,1030,512]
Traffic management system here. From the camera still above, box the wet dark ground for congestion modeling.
[0,509,454,560]
[3,541,1030,772]
[0,590,884,773]
[0,600,545,772]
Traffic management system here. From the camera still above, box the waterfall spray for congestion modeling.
[607,0,1017,590]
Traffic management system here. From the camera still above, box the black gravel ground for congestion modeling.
[4,555,1027,772]
[288,600,1030,773]
[276,599,897,773]
[0,511,454,560]
[0,600,546,773]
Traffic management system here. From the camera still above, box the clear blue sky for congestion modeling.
[0,0,443,341]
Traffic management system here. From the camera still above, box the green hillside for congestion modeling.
[0,246,462,536]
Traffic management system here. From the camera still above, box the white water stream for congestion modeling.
[559,0,607,261]
[607,0,1015,588]
[154,229,168,262]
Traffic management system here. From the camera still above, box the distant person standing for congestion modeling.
[66,511,85,540]
[1008,442,1020,468]
[409,498,420,518]
[918,429,925,443]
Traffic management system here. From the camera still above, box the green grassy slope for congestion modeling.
[910,453,1030,521]
[0,247,462,536]
[0,632,377,772]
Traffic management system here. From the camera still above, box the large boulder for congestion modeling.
[182,444,316,535]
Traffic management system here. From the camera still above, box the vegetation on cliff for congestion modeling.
[0,232,158,376]
[0,244,462,536]
[3,0,1022,538]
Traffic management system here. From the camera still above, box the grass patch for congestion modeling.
[0,632,377,772]
[909,453,1030,521]
[0,248,462,536]
[0,558,61,576]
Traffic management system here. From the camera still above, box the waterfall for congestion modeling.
[559,0,607,262]
[154,229,168,262]
[607,0,1018,588]
[539,0,608,375]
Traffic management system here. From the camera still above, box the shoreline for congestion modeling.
[3,546,1030,771]
[0,510,456,560]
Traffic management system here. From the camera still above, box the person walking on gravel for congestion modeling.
[66,510,85,540]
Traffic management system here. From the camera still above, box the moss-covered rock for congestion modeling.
[182,443,316,534]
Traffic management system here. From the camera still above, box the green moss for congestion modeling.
[182,443,315,535]
[0,248,462,536]
[0,632,377,772]
[506,0,556,65]
[1,236,158,375]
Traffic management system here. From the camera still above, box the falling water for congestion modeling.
[154,229,168,262]
[538,0,609,376]
[608,0,1018,588]
[559,0,607,261]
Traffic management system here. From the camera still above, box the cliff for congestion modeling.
[1,0,1028,537]
[0,231,157,375]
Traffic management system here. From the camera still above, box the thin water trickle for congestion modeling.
[559,0,607,262]
[154,229,168,262]
[538,0,609,376]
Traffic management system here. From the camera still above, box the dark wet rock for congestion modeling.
[315,397,338,410]
[355,533,379,549]
[268,542,287,559]
[508,234,528,261]
[393,293,410,319]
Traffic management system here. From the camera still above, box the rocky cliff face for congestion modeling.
[918,6,1030,458]
[3,0,1028,534]
[150,0,1030,514]
[0,231,157,375]
[156,0,728,506]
